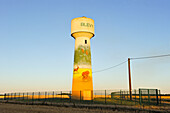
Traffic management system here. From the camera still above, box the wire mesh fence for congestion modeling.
[2,89,170,106]
[139,89,159,105]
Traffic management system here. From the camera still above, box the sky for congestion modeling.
[0,0,170,94]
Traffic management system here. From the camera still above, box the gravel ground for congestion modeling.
[0,103,131,113]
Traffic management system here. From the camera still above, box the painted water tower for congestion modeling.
[71,16,94,100]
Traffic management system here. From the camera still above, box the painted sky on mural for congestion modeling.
[0,0,170,93]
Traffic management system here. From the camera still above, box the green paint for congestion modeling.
[74,45,91,65]
[81,22,93,28]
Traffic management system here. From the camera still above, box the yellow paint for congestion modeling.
[1,95,69,99]
[72,68,93,100]
[71,17,95,100]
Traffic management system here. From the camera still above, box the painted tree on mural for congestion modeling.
[74,45,91,66]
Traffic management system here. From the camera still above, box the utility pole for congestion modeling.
[128,58,132,100]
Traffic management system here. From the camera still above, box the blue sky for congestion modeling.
[0,0,170,93]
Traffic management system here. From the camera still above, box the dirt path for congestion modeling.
[0,103,129,113]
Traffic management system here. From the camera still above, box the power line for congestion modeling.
[92,60,127,73]
[130,54,170,60]
[92,53,170,74]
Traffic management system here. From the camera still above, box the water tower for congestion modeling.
[71,16,94,100]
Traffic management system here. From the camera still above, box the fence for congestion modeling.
[2,89,170,106]
[139,89,159,105]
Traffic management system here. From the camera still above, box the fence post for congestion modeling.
[121,91,123,100]
[127,91,128,100]
[10,93,11,100]
[80,90,81,102]
[4,93,6,100]
[56,92,57,101]
[156,89,159,105]
[23,93,24,100]
[120,90,122,104]
[8,93,11,100]
[8,93,10,100]
[53,91,54,101]
[122,91,125,99]
[11,93,12,100]
[48,92,49,100]
[12,93,14,100]
[148,89,150,105]
[70,91,71,102]
[105,90,106,104]
[91,90,93,103]
[38,92,40,101]
[14,93,16,99]
[19,93,20,100]
[27,92,28,101]
[6,94,7,100]
[7,93,9,100]
[32,92,34,103]
[6,93,7,100]
[159,90,161,105]
[139,89,142,105]
[135,90,136,105]
[45,92,47,101]
[61,91,62,102]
